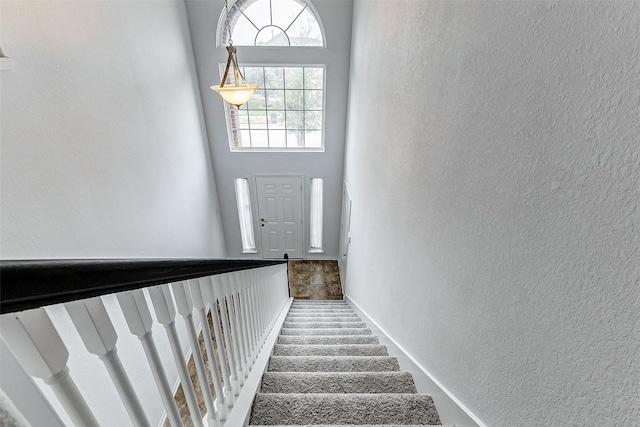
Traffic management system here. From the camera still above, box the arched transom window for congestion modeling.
[222,0,324,47]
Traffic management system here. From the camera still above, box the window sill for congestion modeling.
[241,250,259,254]
[308,249,324,254]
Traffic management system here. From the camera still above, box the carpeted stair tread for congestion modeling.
[285,317,363,322]
[273,344,388,357]
[278,335,379,345]
[250,425,451,427]
[268,356,401,372]
[287,312,358,317]
[280,328,373,336]
[250,300,443,426]
[291,304,349,308]
[292,300,348,303]
[260,372,417,394]
[249,393,441,425]
[283,321,367,329]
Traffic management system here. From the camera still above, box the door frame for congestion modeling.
[253,174,306,260]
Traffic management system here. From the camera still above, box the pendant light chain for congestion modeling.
[211,0,259,107]
[224,0,233,46]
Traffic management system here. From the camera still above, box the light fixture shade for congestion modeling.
[210,83,259,108]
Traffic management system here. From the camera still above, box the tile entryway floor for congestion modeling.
[288,260,343,300]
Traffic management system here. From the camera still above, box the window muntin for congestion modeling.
[224,0,323,47]
[226,66,324,150]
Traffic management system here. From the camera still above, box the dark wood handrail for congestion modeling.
[0,259,287,314]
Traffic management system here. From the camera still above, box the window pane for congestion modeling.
[287,7,323,46]
[256,26,289,46]
[230,14,259,46]
[244,68,265,87]
[242,1,271,30]
[304,67,323,89]
[249,111,268,129]
[310,178,323,249]
[226,0,324,47]
[285,111,303,129]
[271,0,305,30]
[239,130,251,147]
[285,90,304,110]
[251,130,269,147]
[284,67,303,89]
[264,67,284,89]
[225,66,323,151]
[269,130,286,147]
[237,110,249,126]
[235,178,256,252]
[287,130,304,147]
[305,90,323,110]
[268,110,286,127]
[247,89,266,109]
[266,90,285,109]
[304,130,322,148]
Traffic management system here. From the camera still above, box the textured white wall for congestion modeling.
[0,0,226,259]
[343,1,639,425]
[185,0,353,259]
[0,1,223,425]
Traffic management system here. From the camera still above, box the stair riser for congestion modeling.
[277,336,379,345]
[280,328,373,336]
[287,312,357,316]
[268,356,401,372]
[260,372,417,394]
[285,317,362,323]
[283,322,367,329]
[290,306,350,310]
[249,394,441,425]
[273,344,388,357]
[291,303,348,307]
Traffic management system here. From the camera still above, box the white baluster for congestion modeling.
[256,280,267,344]
[202,277,235,409]
[237,272,254,369]
[148,285,203,427]
[186,279,227,424]
[213,275,240,397]
[246,279,260,360]
[227,273,249,385]
[221,274,244,387]
[248,284,262,350]
[116,290,183,427]
[65,298,150,427]
[0,308,100,427]
[231,274,251,377]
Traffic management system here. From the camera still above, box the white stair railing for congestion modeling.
[0,263,290,427]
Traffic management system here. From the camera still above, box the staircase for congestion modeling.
[249,299,445,426]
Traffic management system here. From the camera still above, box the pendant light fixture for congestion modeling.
[210,0,259,108]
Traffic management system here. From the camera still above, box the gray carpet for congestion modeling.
[277,335,379,345]
[280,328,373,336]
[249,300,444,426]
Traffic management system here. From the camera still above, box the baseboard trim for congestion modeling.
[345,295,487,427]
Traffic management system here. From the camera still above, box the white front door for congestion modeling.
[256,176,304,259]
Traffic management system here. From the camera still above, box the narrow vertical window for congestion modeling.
[235,178,257,252]
[309,178,323,252]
